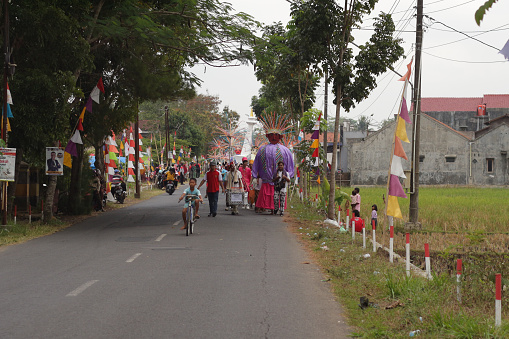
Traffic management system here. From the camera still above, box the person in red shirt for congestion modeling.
[352,210,365,233]
[197,161,224,217]
[238,157,252,209]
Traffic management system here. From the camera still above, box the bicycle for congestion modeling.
[183,194,200,236]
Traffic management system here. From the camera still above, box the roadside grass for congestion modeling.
[0,185,164,247]
[288,196,509,338]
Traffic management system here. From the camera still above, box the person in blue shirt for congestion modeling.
[178,178,203,229]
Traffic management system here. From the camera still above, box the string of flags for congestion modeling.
[64,78,105,168]
[310,113,321,166]
[386,59,413,219]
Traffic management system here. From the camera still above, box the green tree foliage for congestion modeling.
[289,0,404,219]
[1,0,258,215]
[475,0,498,25]
[252,22,319,124]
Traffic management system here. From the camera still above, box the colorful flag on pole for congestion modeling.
[386,59,412,219]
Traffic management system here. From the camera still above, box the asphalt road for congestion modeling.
[0,184,350,339]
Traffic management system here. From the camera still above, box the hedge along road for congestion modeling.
[0,185,350,339]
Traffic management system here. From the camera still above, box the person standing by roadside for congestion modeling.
[350,190,358,215]
[198,161,224,217]
[354,187,361,212]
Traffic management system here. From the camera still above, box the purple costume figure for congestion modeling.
[252,114,294,212]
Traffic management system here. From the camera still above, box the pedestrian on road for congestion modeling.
[198,161,224,217]
[239,157,251,209]
[225,162,244,215]
[272,161,290,216]
[350,190,358,215]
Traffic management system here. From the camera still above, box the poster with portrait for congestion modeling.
[0,148,16,181]
[46,147,64,176]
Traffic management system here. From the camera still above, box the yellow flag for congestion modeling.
[317,176,321,185]
[387,195,403,219]
[64,151,72,168]
[79,107,86,122]
[310,139,320,148]
[395,117,409,143]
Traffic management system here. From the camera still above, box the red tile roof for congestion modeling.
[416,94,509,112]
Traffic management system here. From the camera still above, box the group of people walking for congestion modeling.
[193,157,291,218]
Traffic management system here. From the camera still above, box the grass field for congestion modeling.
[287,196,509,338]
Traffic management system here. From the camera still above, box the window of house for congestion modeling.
[419,155,425,163]
[487,158,494,173]
[445,155,456,163]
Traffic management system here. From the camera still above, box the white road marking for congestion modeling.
[126,253,142,263]
[155,234,167,242]
[66,280,99,297]
[173,220,181,226]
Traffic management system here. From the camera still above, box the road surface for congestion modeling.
[0,185,350,338]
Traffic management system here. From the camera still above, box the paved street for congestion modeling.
[0,185,349,339]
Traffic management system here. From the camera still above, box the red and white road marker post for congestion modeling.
[496,273,502,327]
[315,194,318,208]
[456,259,462,303]
[372,219,377,253]
[346,209,350,232]
[14,205,17,225]
[28,205,32,224]
[389,224,394,263]
[362,219,366,248]
[351,214,355,240]
[425,243,431,280]
[406,233,410,277]
[299,188,303,201]
[337,205,341,225]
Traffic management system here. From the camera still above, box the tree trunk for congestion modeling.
[327,83,342,220]
[94,143,105,176]
[69,143,84,215]
[43,175,57,223]
[302,170,308,200]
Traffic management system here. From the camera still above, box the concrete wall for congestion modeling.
[470,123,509,185]
[349,115,472,186]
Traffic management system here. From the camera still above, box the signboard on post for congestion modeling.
[45,147,64,176]
[0,148,16,181]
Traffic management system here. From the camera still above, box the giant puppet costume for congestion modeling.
[252,114,294,211]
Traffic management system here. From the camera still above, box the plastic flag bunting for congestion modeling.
[387,59,412,219]
[310,113,321,158]
[500,39,509,61]
[298,129,304,142]
[90,77,105,104]
[6,82,12,105]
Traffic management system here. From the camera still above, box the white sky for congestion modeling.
[191,0,509,128]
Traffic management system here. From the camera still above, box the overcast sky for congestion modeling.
[190,0,509,128]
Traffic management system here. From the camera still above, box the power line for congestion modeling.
[427,24,509,33]
[423,51,508,63]
[425,16,503,51]
[424,0,477,14]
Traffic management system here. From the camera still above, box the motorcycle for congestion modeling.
[166,181,175,195]
[111,175,127,204]
[113,185,127,203]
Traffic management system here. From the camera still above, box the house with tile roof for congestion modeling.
[348,94,509,186]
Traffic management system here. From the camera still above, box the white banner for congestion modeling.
[0,148,16,181]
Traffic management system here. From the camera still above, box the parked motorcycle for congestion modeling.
[166,181,175,195]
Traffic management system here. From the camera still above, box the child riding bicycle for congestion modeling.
[178,178,203,230]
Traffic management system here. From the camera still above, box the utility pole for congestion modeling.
[134,103,140,199]
[164,105,169,165]
[408,0,423,226]
[2,0,10,225]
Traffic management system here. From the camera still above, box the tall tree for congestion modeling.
[289,0,404,219]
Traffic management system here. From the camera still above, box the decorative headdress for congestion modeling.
[259,112,292,135]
